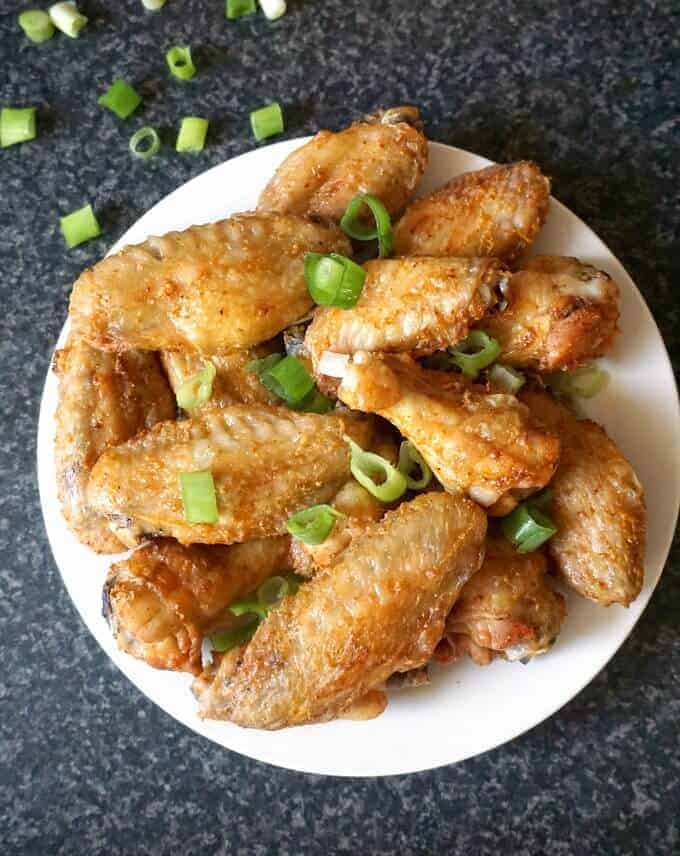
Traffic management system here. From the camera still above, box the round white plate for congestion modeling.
[38,140,680,777]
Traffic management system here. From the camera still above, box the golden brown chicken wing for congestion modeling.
[87,404,374,547]
[393,161,550,262]
[521,389,646,606]
[338,354,560,508]
[69,213,350,353]
[482,256,620,371]
[104,536,290,674]
[53,335,175,553]
[194,492,487,728]
[305,257,508,368]
[444,537,566,663]
[258,106,428,223]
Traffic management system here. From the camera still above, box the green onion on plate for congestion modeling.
[340,193,394,258]
[129,126,161,160]
[166,45,196,80]
[286,504,345,545]
[397,441,432,490]
[0,107,37,148]
[18,10,55,43]
[176,360,216,411]
[59,203,101,248]
[502,500,557,553]
[98,80,142,120]
[210,614,259,652]
[179,471,218,523]
[304,253,366,308]
[250,102,284,141]
[450,330,501,379]
[346,436,407,503]
[546,363,609,399]
[247,354,333,413]
[488,363,525,394]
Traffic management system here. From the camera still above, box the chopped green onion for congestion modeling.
[142,0,166,10]
[227,0,256,17]
[49,2,87,37]
[176,116,208,152]
[179,471,218,523]
[398,441,432,490]
[340,193,394,258]
[488,363,525,394]
[246,353,283,376]
[259,0,287,19]
[98,80,142,120]
[546,364,609,399]
[59,204,101,248]
[257,575,291,606]
[210,614,258,652]
[18,10,55,43]
[176,360,216,411]
[502,501,557,553]
[129,126,161,160]
[450,330,501,379]
[250,102,284,142]
[346,437,407,503]
[0,107,37,148]
[229,600,269,620]
[166,45,196,81]
[265,355,315,405]
[304,253,366,308]
[286,504,344,545]
[295,388,334,413]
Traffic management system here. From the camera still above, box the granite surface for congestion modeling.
[1,0,679,853]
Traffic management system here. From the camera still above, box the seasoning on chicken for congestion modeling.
[69,213,351,353]
[53,335,175,553]
[338,354,560,509]
[103,536,291,674]
[258,106,428,223]
[482,256,620,371]
[393,161,550,262]
[87,404,375,547]
[194,492,487,728]
[522,389,646,606]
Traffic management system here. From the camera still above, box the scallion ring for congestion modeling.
[210,614,259,652]
[304,252,366,308]
[546,364,609,399]
[340,193,394,258]
[179,471,218,524]
[450,330,501,379]
[286,504,345,545]
[175,360,216,411]
[18,10,55,43]
[502,501,557,553]
[345,437,407,503]
[0,107,37,148]
[129,126,161,160]
[398,441,432,490]
[488,363,525,394]
[166,45,196,80]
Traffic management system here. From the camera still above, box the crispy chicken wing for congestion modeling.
[258,106,428,223]
[104,536,290,674]
[69,213,350,353]
[87,404,374,547]
[445,537,566,663]
[53,335,175,553]
[305,257,508,367]
[522,389,646,606]
[393,161,550,262]
[482,256,620,371]
[338,354,559,508]
[194,492,487,728]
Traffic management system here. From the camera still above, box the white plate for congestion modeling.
[37,141,680,777]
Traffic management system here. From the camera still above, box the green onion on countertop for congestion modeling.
[286,504,345,545]
[142,0,167,10]
[397,441,432,490]
[98,80,142,120]
[59,204,101,248]
[258,0,287,20]
[49,2,88,38]
[179,471,218,523]
[250,102,284,141]
[449,330,501,379]
[502,499,557,553]
[129,126,161,159]
[176,116,209,152]
[176,360,216,411]
[304,253,366,308]
[226,0,256,19]
[340,193,394,258]
[346,436,408,503]
[18,10,55,43]
[247,354,334,413]
[166,45,196,80]
[0,107,37,148]
[545,363,609,399]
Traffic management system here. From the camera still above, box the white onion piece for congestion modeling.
[259,0,287,19]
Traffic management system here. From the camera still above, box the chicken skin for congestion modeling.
[87,404,374,547]
[482,256,620,371]
[522,390,646,606]
[53,335,175,553]
[305,257,508,367]
[194,492,487,728]
[338,354,560,508]
[393,161,550,263]
[104,536,291,674]
[258,106,428,223]
[444,537,566,664]
[69,213,350,353]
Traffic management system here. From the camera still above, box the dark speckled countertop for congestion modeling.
[1,1,679,853]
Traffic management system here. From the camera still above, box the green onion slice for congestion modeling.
[246,353,283,376]
[450,330,501,379]
[250,102,284,141]
[304,253,366,308]
[18,10,55,43]
[229,600,269,620]
[176,360,216,411]
[49,2,87,38]
[98,80,142,120]
[546,364,609,399]
[286,504,344,545]
[59,203,101,248]
[0,107,37,148]
[142,0,167,10]
[129,126,161,160]
[345,437,408,503]
[397,441,432,490]
[488,363,525,394]
[166,45,196,81]
[502,501,557,553]
[296,388,334,413]
[176,116,208,152]
[340,193,394,258]
[210,614,258,652]
[259,0,287,20]
[227,0,256,17]
[179,471,218,523]
[248,354,332,412]
[257,575,291,606]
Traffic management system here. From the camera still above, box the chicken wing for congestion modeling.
[53,335,175,553]
[305,257,508,368]
[87,404,374,547]
[482,256,620,371]
[104,536,290,674]
[258,106,428,223]
[69,213,351,353]
[338,354,560,508]
[444,537,566,663]
[194,492,487,728]
[393,161,550,262]
[522,389,646,606]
